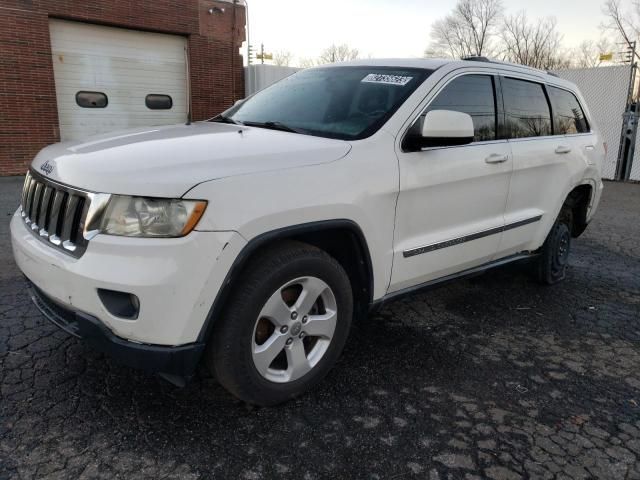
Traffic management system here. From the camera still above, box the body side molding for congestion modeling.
[403,215,542,258]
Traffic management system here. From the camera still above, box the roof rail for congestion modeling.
[462,56,558,77]
[462,56,491,62]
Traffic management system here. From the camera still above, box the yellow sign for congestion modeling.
[256,53,273,60]
[599,52,614,61]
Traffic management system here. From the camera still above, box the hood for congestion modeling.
[31,122,352,197]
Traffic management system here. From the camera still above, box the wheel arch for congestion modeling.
[196,219,374,344]
[563,182,594,238]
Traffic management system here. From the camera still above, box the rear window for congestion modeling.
[548,86,589,134]
[502,78,552,138]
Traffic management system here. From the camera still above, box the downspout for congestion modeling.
[231,0,237,103]
[245,0,251,98]
[185,44,192,125]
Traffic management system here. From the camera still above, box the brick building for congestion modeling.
[0,0,246,176]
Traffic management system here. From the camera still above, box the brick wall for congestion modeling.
[0,0,245,176]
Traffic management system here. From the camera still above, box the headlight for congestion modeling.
[99,196,207,238]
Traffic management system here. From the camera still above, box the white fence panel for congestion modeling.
[245,65,300,97]
[554,66,631,180]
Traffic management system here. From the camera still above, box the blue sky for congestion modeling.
[247,0,606,63]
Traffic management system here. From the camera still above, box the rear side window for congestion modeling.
[425,75,496,142]
[502,78,552,138]
[548,87,589,134]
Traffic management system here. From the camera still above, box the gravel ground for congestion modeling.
[1,176,639,480]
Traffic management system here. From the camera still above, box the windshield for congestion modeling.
[220,67,432,140]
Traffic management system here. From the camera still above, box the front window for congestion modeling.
[220,67,432,140]
[420,74,497,142]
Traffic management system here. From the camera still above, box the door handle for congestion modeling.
[555,145,572,154]
[485,153,509,164]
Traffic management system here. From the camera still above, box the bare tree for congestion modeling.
[425,0,504,58]
[297,57,317,68]
[499,13,569,69]
[317,44,359,64]
[273,50,293,67]
[573,38,615,67]
[602,0,640,61]
[575,40,601,68]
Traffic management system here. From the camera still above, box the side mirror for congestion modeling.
[233,98,246,107]
[406,110,475,150]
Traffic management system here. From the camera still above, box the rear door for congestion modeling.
[547,85,598,167]
[390,73,513,293]
[497,76,580,257]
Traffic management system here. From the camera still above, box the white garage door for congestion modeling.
[49,19,188,141]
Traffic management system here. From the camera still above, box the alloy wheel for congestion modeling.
[251,276,337,383]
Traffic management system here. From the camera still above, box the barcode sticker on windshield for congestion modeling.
[361,73,413,86]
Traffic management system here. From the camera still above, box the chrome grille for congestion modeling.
[20,171,110,258]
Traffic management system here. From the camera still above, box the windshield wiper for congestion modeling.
[210,114,243,125]
[242,121,306,134]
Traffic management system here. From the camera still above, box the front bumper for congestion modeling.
[11,209,247,347]
[28,282,204,376]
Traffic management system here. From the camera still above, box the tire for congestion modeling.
[207,240,353,406]
[534,206,573,285]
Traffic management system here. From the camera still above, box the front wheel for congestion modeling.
[534,207,573,285]
[207,241,353,406]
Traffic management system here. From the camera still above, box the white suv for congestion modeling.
[11,58,604,405]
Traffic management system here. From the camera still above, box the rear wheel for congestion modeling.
[534,207,573,285]
[207,241,353,406]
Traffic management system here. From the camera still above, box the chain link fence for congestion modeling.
[554,65,635,180]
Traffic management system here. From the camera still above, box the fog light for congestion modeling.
[97,289,140,320]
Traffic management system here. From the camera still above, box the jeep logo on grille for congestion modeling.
[40,160,54,176]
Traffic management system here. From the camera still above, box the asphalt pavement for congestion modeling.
[1,176,639,479]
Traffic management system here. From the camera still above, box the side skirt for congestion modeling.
[370,252,537,311]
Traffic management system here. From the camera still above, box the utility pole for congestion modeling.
[248,44,254,65]
[622,41,637,106]
[253,43,272,64]
[616,41,638,180]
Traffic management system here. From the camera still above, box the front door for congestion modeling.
[390,73,513,293]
